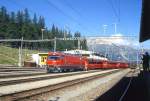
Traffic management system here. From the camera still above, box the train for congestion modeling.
[46,50,129,72]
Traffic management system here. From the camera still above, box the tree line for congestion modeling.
[0,6,87,50]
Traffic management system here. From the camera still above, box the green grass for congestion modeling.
[0,45,39,66]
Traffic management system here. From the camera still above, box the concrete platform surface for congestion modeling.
[96,70,150,101]
[122,71,150,101]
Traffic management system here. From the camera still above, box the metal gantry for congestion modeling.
[0,36,140,67]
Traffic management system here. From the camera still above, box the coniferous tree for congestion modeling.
[16,11,23,26]
[1,6,7,22]
[0,6,87,50]
[24,8,30,24]
[51,24,56,38]
[7,12,17,39]
[32,13,39,40]
[16,10,23,38]
[10,12,15,23]
[38,16,45,28]
[33,13,37,25]
[22,8,31,39]
[0,6,9,38]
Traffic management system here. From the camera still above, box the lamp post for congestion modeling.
[41,28,45,40]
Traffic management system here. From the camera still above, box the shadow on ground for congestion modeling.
[95,71,150,101]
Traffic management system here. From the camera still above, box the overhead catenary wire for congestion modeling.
[118,0,120,22]
[8,0,64,28]
[106,0,120,22]
[11,0,92,35]
[4,0,89,38]
[9,0,42,18]
[60,0,95,35]
[61,0,82,17]
[46,0,92,34]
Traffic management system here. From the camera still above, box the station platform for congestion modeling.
[122,71,150,101]
[96,70,150,101]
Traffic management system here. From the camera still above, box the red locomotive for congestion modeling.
[46,50,129,72]
[46,52,86,72]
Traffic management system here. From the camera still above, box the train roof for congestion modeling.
[64,49,108,60]
[64,49,94,55]
[48,51,64,55]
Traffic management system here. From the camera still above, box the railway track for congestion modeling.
[0,70,107,86]
[0,67,47,78]
[0,72,46,79]
[0,67,45,72]
[0,69,129,101]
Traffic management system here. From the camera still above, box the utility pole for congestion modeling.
[41,28,45,40]
[54,37,56,52]
[141,43,144,54]
[136,50,139,68]
[105,46,108,58]
[113,23,117,34]
[78,37,80,50]
[103,24,108,35]
[110,47,113,60]
[18,37,23,67]
[18,47,21,67]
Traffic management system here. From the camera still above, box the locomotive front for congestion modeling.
[46,52,64,72]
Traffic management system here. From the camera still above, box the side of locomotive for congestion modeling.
[46,52,86,72]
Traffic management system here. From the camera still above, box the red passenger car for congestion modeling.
[85,59,108,70]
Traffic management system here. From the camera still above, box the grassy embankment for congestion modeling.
[0,45,39,66]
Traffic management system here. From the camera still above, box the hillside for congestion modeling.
[0,45,39,66]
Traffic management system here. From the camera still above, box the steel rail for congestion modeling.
[0,69,121,101]
[0,72,46,79]
[0,70,115,86]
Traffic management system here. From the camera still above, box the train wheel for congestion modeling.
[58,68,63,73]
[47,68,52,73]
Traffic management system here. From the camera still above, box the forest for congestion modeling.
[0,6,87,50]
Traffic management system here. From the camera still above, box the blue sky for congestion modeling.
[0,0,149,48]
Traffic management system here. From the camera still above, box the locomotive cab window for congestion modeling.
[48,56,63,60]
